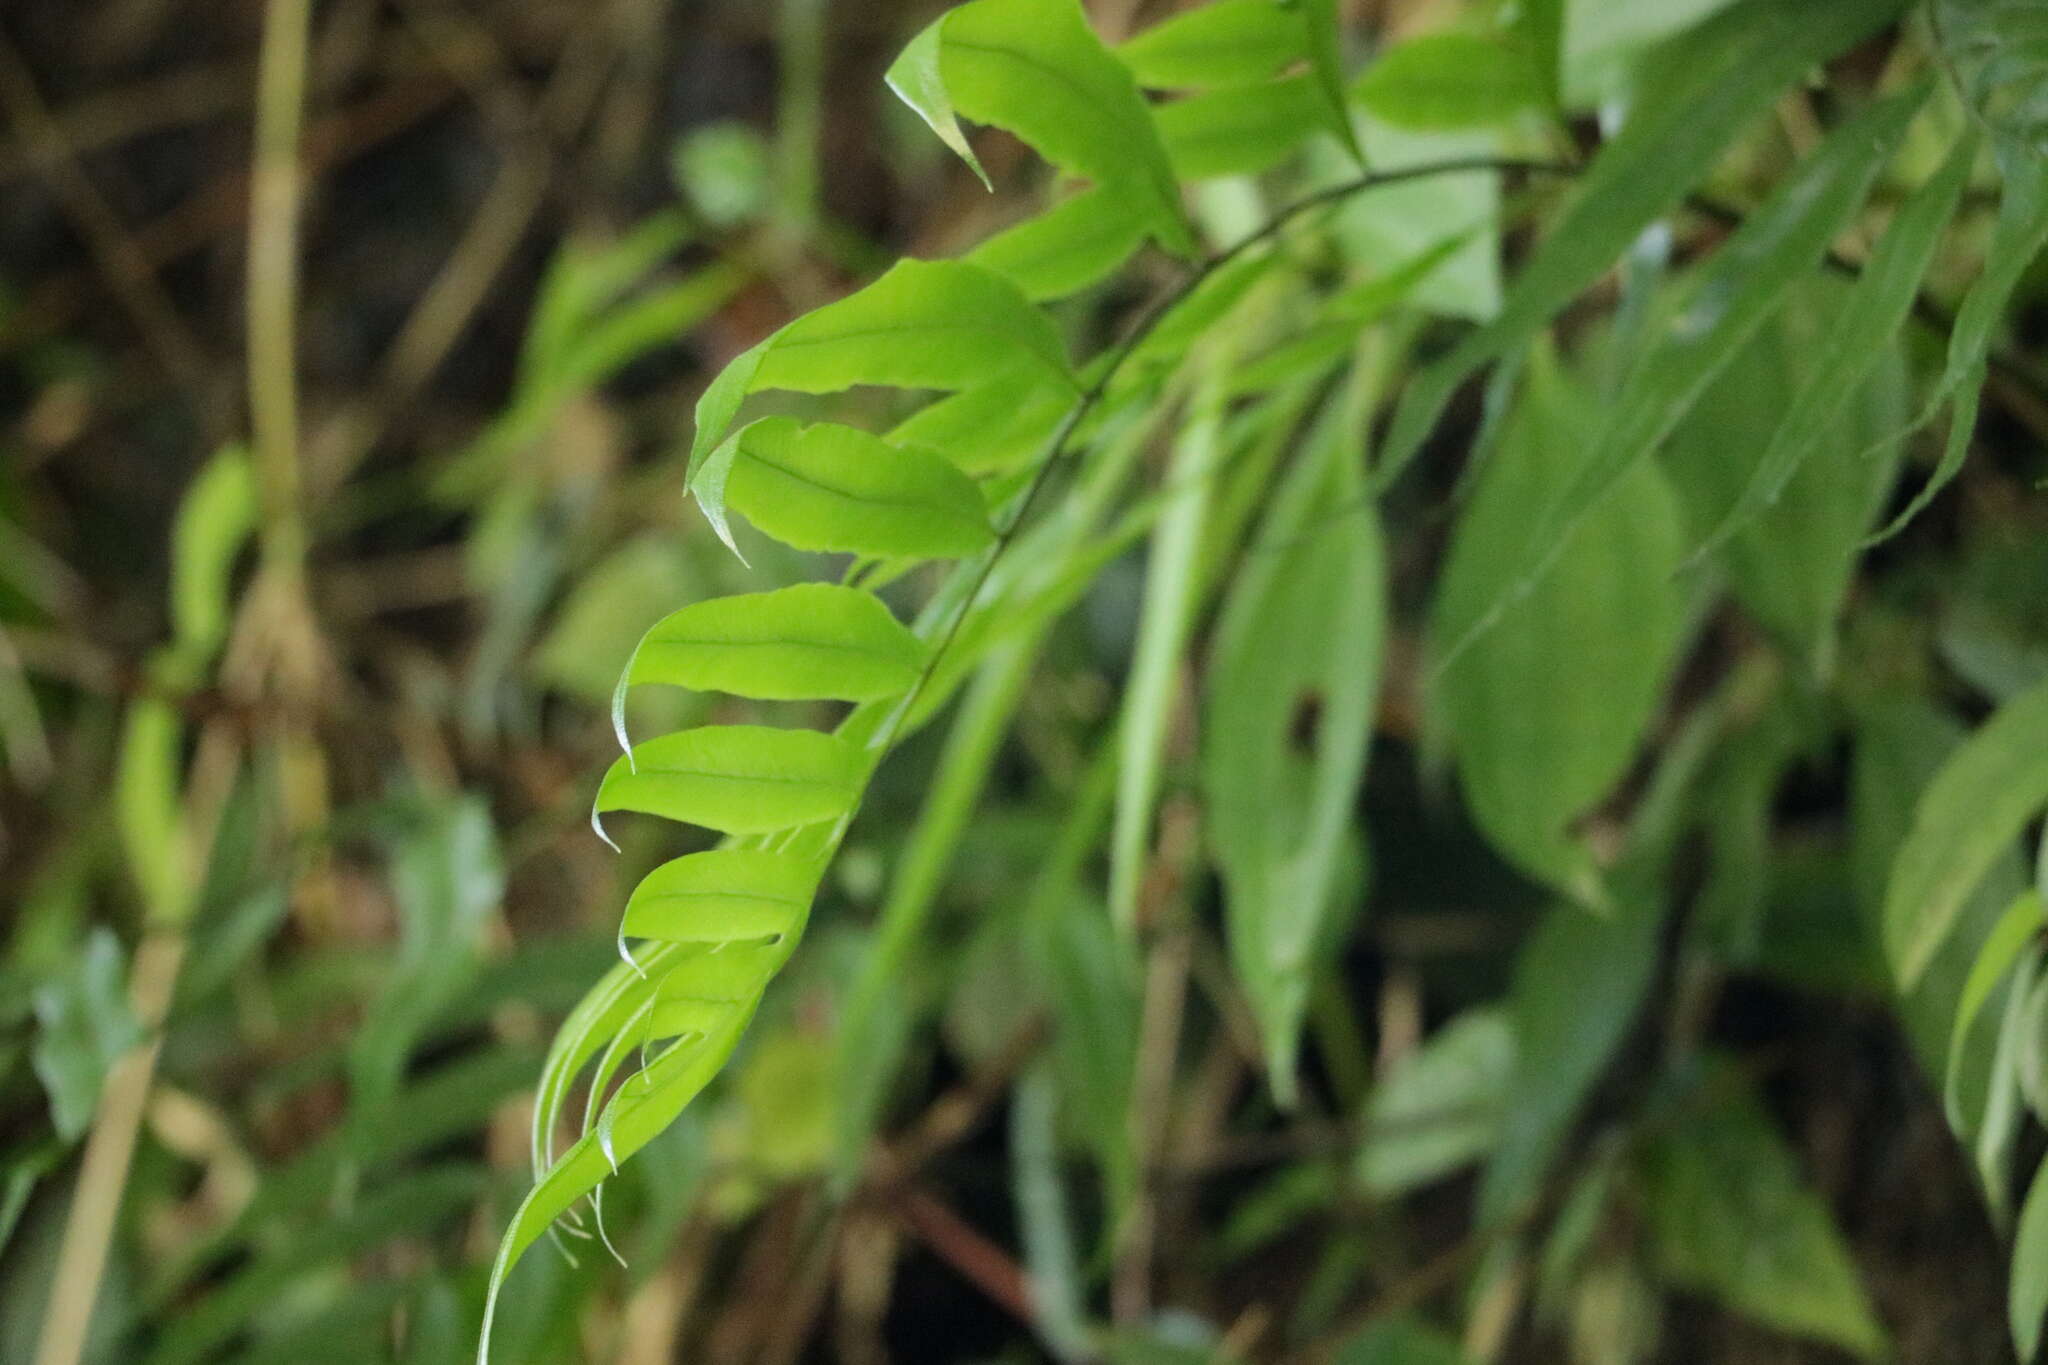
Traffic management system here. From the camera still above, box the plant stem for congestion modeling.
[248,0,312,591]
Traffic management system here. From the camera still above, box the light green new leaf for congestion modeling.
[1156,76,1326,182]
[1851,700,2028,1197]
[1885,676,2048,989]
[887,369,1073,478]
[1433,343,1685,902]
[1870,141,2048,542]
[117,697,190,926]
[625,584,923,704]
[1375,0,1910,486]
[968,182,1156,300]
[1204,423,1383,1099]
[703,418,995,560]
[1111,373,1226,935]
[595,725,863,834]
[2017,1157,2048,1359]
[1688,128,1973,562]
[1118,0,1306,88]
[169,445,257,669]
[1641,1065,1886,1359]
[1353,33,1544,130]
[1357,1008,1513,1195]
[1948,891,2046,1128]
[1441,82,1921,669]
[622,849,818,947]
[687,257,1073,474]
[483,1013,753,1364]
[887,0,1193,255]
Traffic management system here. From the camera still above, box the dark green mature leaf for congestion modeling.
[1156,77,1326,181]
[1117,0,1306,88]
[1433,343,1685,902]
[687,258,1073,476]
[887,0,1193,255]
[1935,0,2048,158]
[1375,0,1910,486]
[1640,1065,1886,1359]
[1353,33,1545,130]
[1334,1318,1473,1365]
[347,798,504,1129]
[1438,82,1921,670]
[1871,142,2048,541]
[1204,418,1383,1100]
[1660,281,1908,670]
[30,929,141,1140]
[703,419,995,560]
[594,725,864,834]
[1884,676,2048,988]
[625,584,924,704]
[1687,130,1973,564]
[1479,885,1662,1225]
[2017,1157,2048,1359]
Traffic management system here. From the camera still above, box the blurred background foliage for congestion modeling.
[1,0,2047,1362]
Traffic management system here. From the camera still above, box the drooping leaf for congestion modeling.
[1883,675,2048,989]
[1374,0,1910,487]
[624,584,924,705]
[702,418,995,560]
[594,725,864,834]
[1640,1065,1887,1359]
[1687,130,1974,562]
[1353,33,1545,130]
[1438,82,1921,669]
[887,0,1193,254]
[1204,410,1383,1099]
[1117,0,1306,88]
[688,258,1074,476]
[1297,0,1366,164]
[1433,341,1685,902]
[1869,142,2048,542]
